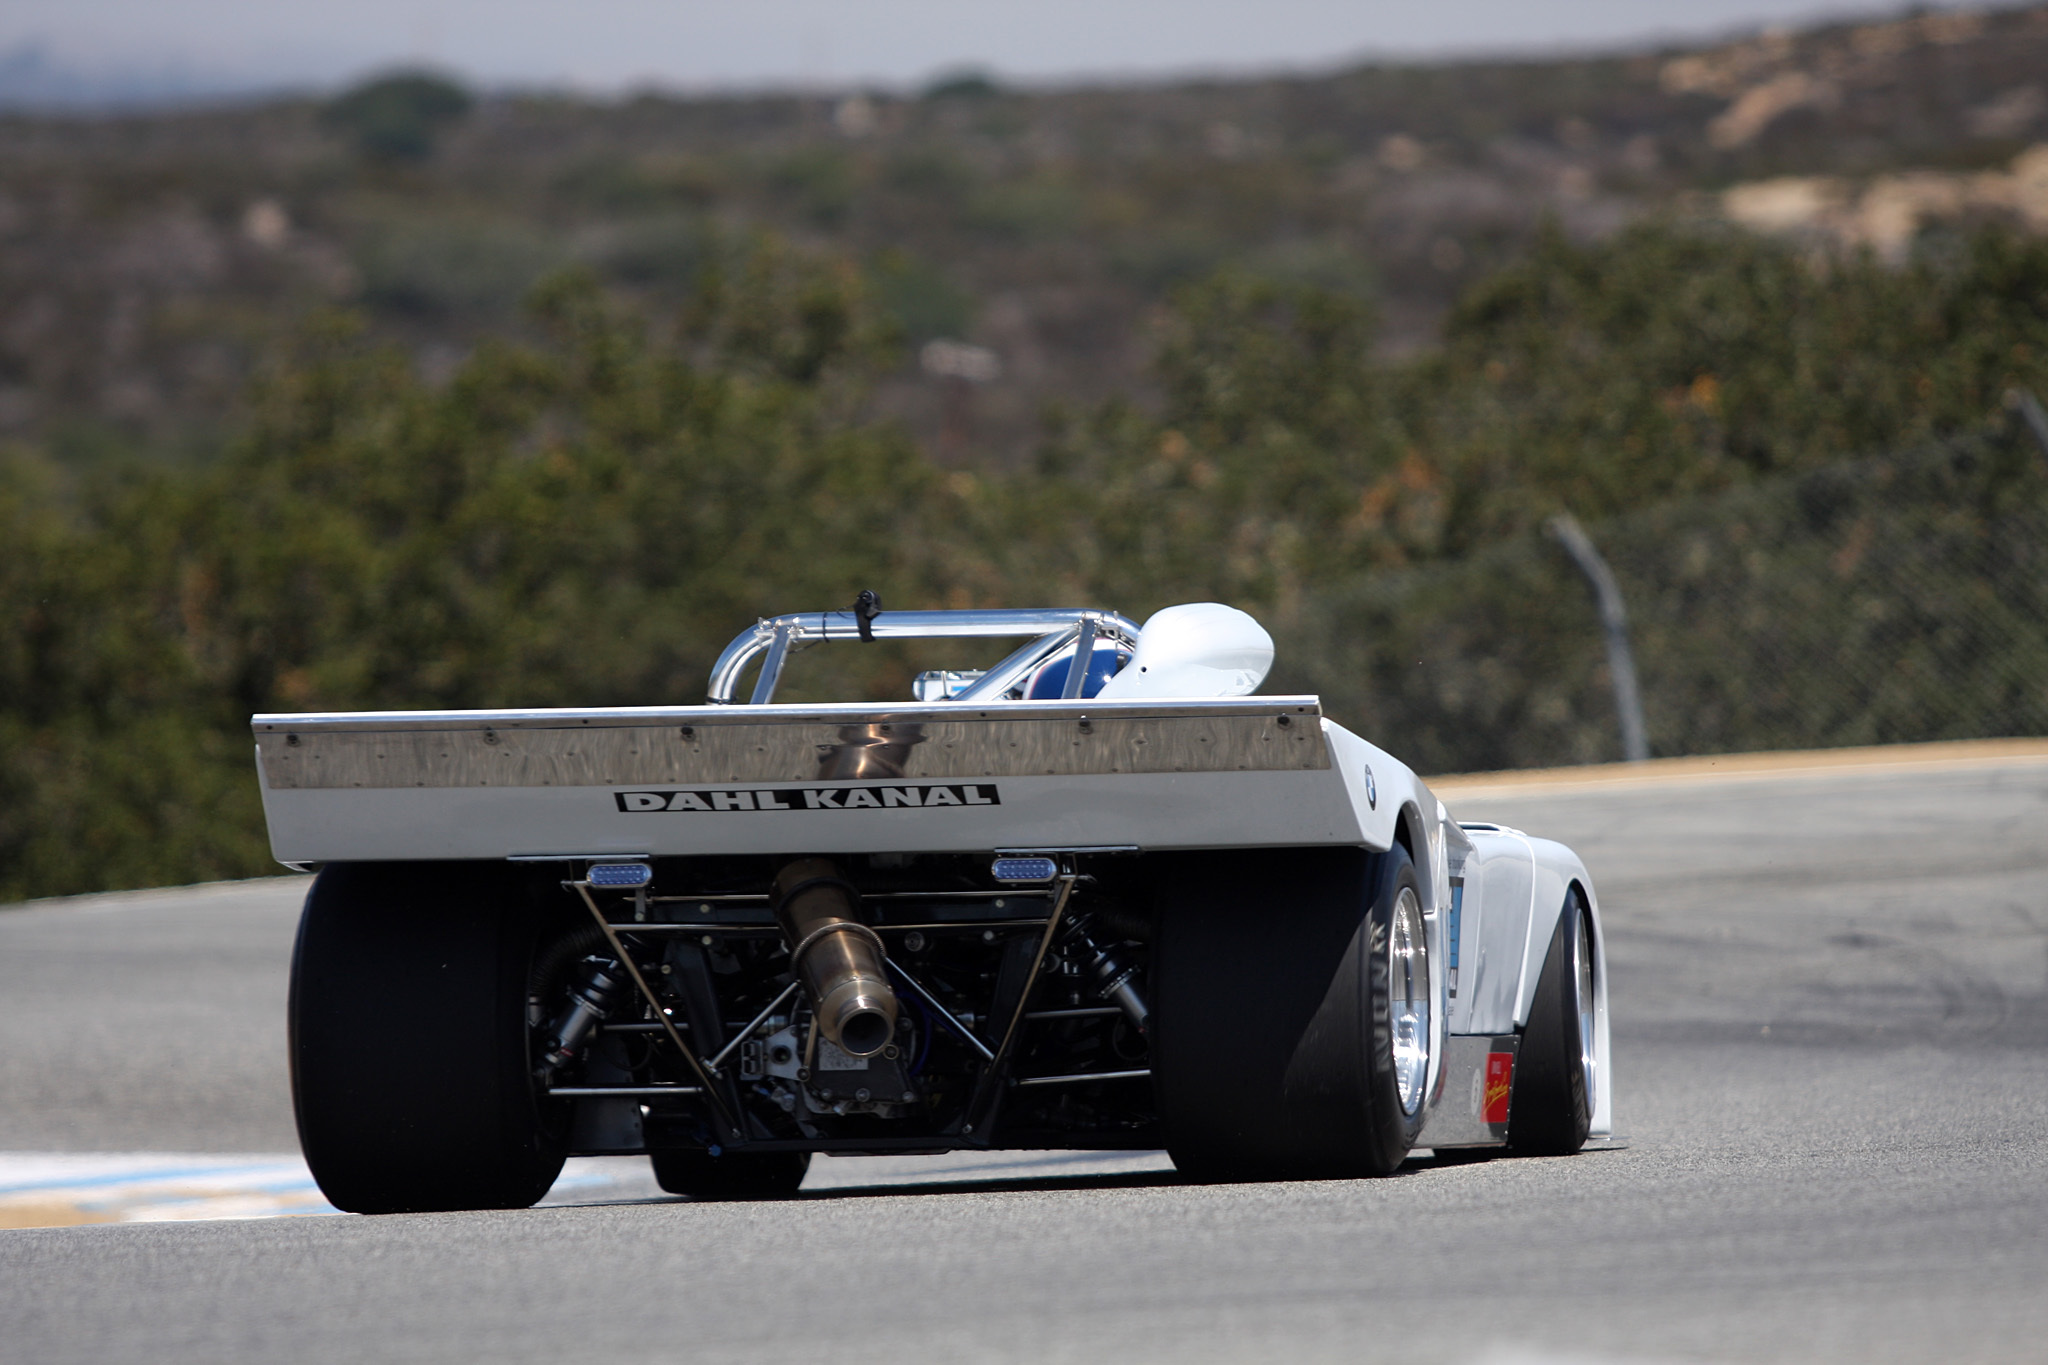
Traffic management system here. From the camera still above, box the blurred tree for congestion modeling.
[322,69,474,161]
[6,221,2048,900]
[1012,222,2048,645]
[920,70,1001,101]
[0,241,965,900]
[1416,221,2048,548]
[869,250,974,343]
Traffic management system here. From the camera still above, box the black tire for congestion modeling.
[1508,888,1595,1156]
[1152,843,1431,1181]
[650,1150,811,1199]
[290,861,570,1214]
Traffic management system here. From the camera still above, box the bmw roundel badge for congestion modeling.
[1363,762,1377,810]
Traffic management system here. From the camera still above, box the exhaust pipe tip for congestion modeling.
[820,978,897,1056]
[836,1004,894,1058]
[773,857,902,1059]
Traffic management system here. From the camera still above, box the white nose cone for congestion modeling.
[1094,603,1274,700]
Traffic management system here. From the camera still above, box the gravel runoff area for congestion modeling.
[3,744,2046,1363]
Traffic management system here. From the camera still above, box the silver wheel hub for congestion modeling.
[1389,887,1430,1117]
[1574,907,1597,1100]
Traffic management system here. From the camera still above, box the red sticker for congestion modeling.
[1483,1052,1514,1124]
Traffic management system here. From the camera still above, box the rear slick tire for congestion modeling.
[1153,844,1431,1181]
[290,862,569,1214]
[649,1150,811,1199]
[1508,888,1595,1156]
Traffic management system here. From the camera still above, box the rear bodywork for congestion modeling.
[258,697,1362,861]
[255,692,1613,1153]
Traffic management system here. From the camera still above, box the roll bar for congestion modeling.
[707,607,1143,705]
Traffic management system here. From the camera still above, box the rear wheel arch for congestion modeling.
[1393,802,1429,878]
[1566,880,1600,998]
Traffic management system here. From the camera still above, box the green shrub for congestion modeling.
[322,70,473,162]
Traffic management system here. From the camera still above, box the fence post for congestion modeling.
[1547,512,1650,764]
[2007,388,2048,462]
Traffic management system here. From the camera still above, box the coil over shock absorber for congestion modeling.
[537,955,627,1075]
[1065,915,1149,1034]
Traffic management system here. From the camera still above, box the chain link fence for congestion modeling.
[1278,416,2048,774]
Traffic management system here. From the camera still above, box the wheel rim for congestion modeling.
[1573,905,1597,1101]
[1389,886,1430,1117]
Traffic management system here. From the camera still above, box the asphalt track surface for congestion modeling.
[5,750,2048,1363]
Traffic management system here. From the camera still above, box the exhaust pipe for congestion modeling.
[771,858,899,1058]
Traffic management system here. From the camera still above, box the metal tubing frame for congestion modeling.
[1060,619,1097,700]
[704,980,802,1074]
[652,889,1055,905]
[746,628,796,706]
[1012,1069,1151,1088]
[962,871,1078,1135]
[599,919,1051,935]
[707,607,1142,706]
[948,630,1074,704]
[571,880,744,1139]
[875,920,1050,933]
[885,959,996,1063]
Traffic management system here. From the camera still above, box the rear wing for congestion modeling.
[255,697,1329,791]
[250,697,1359,863]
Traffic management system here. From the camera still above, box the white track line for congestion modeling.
[0,1153,336,1227]
[0,1154,666,1228]
[0,1150,1176,1227]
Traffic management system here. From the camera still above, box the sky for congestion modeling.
[0,0,1991,104]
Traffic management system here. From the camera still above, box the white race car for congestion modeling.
[259,600,1612,1212]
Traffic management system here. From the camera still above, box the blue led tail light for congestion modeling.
[587,862,653,888]
[990,856,1059,884]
